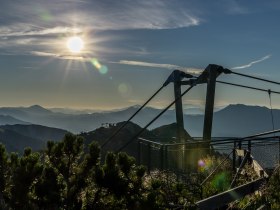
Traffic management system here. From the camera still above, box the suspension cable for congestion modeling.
[116,85,194,152]
[101,84,166,148]
[216,80,280,95]
[224,69,280,163]
[227,70,280,86]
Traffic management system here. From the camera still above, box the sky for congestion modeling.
[0,0,280,110]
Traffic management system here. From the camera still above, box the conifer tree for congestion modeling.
[9,148,43,210]
[0,144,8,206]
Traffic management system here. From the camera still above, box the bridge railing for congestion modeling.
[138,136,280,173]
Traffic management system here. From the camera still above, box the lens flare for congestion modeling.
[211,172,230,191]
[91,58,102,69]
[198,160,205,167]
[118,83,132,97]
[198,158,212,172]
[118,83,128,93]
[99,66,108,74]
[91,58,108,74]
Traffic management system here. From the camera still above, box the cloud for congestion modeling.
[0,25,82,37]
[30,51,84,60]
[30,51,60,57]
[61,0,200,30]
[114,60,203,75]
[232,55,271,70]
[0,0,201,57]
[0,1,200,33]
[224,0,249,14]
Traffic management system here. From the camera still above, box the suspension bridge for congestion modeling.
[101,64,280,209]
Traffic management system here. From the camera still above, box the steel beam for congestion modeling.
[173,70,185,142]
[196,178,266,210]
[203,64,222,143]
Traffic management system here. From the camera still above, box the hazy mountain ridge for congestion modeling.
[0,103,279,155]
[185,104,279,137]
[0,115,30,125]
[213,104,277,137]
[0,105,176,132]
[0,104,278,137]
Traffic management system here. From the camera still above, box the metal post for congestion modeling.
[203,65,220,144]
[173,70,187,172]
[238,141,242,165]
[248,140,251,153]
[173,70,185,143]
[230,151,250,188]
[165,145,168,169]
[137,140,141,165]
[233,141,236,172]
[147,143,151,174]
[160,145,164,170]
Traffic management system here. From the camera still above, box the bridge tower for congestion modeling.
[171,64,223,144]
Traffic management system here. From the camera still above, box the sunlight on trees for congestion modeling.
[1,135,278,209]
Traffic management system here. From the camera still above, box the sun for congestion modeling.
[67,36,84,53]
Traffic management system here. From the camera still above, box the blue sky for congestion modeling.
[0,0,280,110]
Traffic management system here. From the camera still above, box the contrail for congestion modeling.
[113,60,203,75]
[232,55,271,70]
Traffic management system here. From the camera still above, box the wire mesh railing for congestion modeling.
[138,136,280,173]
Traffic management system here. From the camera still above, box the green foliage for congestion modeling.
[5,134,280,209]
[0,143,8,202]
[233,192,266,210]
[0,134,199,210]
[143,170,198,209]
[9,148,43,209]
[34,166,64,209]
[46,133,85,209]
[267,166,280,209]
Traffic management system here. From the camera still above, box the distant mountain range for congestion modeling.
[187,104,280,137]
[0,115,29,125]
[0,103,278,169]
[0,103,279,156]
[0,104,278,138]
[0,104,176,133]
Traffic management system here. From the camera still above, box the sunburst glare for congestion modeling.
[67,36,84,53]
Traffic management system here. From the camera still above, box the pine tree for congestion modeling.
[46,133,85,209]
[9,148,43,210]
[0,144,8,207]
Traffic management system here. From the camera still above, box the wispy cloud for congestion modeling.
[30,51,61,57]
[30,51,84,60]
[1,1,200,33]
[225,0,249,14]
[232,55,271,70]
[62,0,200,30]
[114,60,203,75]
[0,25,82,37]
[0,0,201,57]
